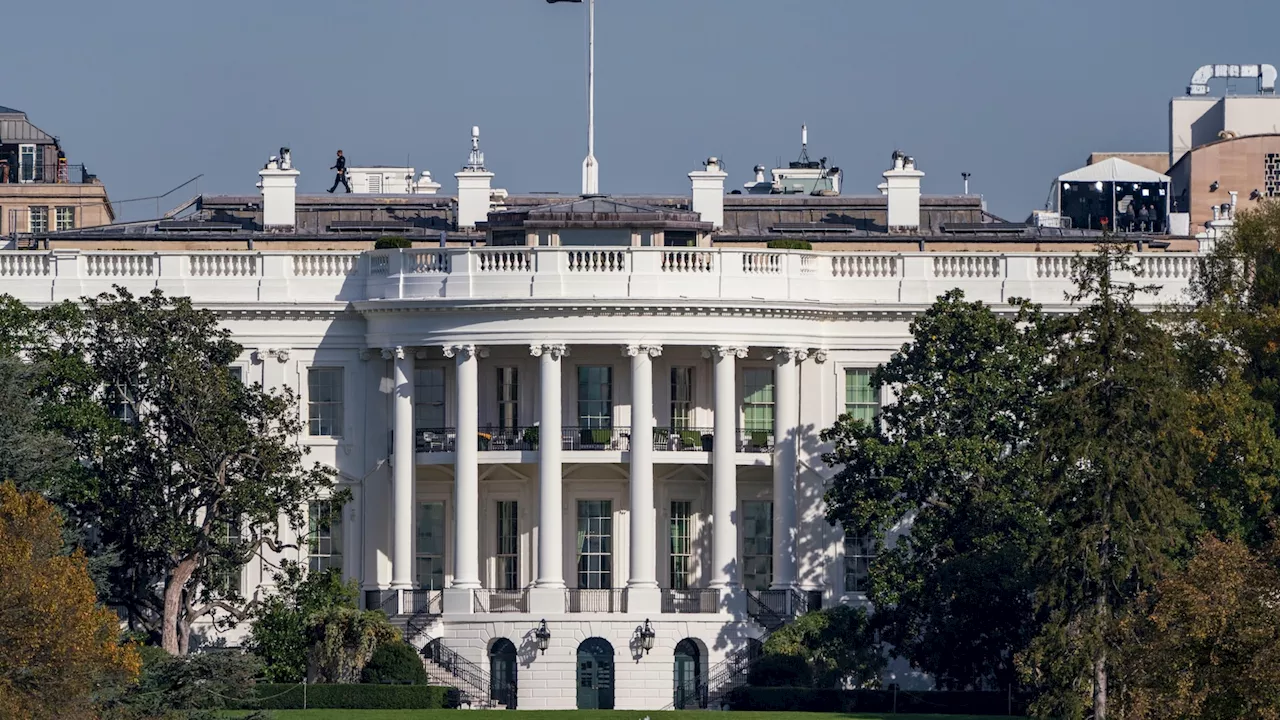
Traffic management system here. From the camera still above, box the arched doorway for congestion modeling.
[673,639,703,709]
[489,638,517,709]
[576,637,615,710]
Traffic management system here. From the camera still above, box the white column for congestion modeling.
[711,346,746,610]
[625,344,661,612]
[771,347,804,590]
[529,344,568,613]
[387,347,415,610]
[446,345,483,596]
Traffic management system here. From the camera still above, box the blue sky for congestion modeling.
[7,0,1279,220]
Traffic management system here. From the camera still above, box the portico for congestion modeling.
[369,340,813,617]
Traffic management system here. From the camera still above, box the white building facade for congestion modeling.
[0,244,1198,710]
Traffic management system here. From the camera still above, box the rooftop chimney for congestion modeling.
[414,171,442,195]
[883,150,924,231]
[689,157,728,229]
[455,126,495,230]
[258,146,300,229]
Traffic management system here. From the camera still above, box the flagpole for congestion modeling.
[581,0,599,195]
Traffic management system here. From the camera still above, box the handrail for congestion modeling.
[422,638,516,709]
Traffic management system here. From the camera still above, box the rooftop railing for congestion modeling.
[0,247,1199,308]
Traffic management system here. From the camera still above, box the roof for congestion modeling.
[0,107,56,145]
[490,195,711,231]
[1058,157,1170,184]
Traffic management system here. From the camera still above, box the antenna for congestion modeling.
[962,172,971,195]
[797,124,811,165]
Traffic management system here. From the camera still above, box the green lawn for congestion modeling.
[225,707,1013,712]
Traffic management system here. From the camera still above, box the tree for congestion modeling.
[12,288,339,654]
[361,641,430,685]
[0,481,141,719]
[760,606,885,689]
[822,290,1051,690]
[247,564,358,683]
[1022,238,1198,720]
[306,606,400,683]
[1116,536,1280,719]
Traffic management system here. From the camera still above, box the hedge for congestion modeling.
[727,687,1030,716]
[231,684,460,710]
[767,239,813,250]
[374,236,413,249]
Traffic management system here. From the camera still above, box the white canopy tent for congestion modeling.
[1053,157,1172,231]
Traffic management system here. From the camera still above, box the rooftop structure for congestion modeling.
[0,106,114,237]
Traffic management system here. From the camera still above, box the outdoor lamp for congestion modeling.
[639,619,656,654]
[535,620,551,654]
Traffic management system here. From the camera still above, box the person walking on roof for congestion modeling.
[328,150,351,193]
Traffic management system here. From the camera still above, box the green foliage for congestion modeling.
[247,565,357,683]
[235,683,459,710]
[360,642,428,685]
[1115,536,1280,719]
[761,606,885,688]
[373,236,413,249]
[106,650,262,718]
[747,653,812,688]
[822,289,1050,691]
[306,605,400,683]
[728,687,1030,715]
[0,288,340,653]
[767,239,812,250]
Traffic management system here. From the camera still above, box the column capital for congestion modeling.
[705,346,749,360]
[530,343,569,360]
[811,349,829,364]
[359,349,374,362]
[443,344,489,360]
[776,347,808,363]
[382,346,405,361]
[623,344,663,358]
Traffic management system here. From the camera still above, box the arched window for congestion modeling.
[673,638,703,709]
[576,637,615,710]
[489,638,517,708]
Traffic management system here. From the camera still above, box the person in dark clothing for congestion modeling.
[328,150,351,193]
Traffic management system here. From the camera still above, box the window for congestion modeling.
[107,384,136,424]
[307,368,344,436]
[844,369,879,424]
[308,500,342,574]
[497,367,519,430]
[742,501,773,591]
[55,206,75,231]
[496,501,519,590]
[577,366,613,428]
[19,145,35,182]
[415,366,447,431]
[669,501,693,590]
[416,501,446,590]
[215,517,243,595]
[1267,153,1280,198]
[742,368,774,433]
[28,206,48,233]
[228,366,243,383]
[670,367,694,429]
[576,500,613,588]
[843,528,876,593]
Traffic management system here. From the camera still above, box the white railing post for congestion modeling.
[50,250,84,302]
[260,253,292,302]
[899,255,934,304]
[155,252,190,297]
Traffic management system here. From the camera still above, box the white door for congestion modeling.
[19,145,36,183]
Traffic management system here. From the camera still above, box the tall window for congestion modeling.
[228,366,244,383]
[107,384,136,424]
[497,367,519,430]
[307,368,344,436]
[669,501,693,590]
[843,528,876,593]
[670,367,694,429]
[414,366,446,431]
[28,206,48,233]
[742,368,774,433]
[576,500,613,588]
[496,501,519,590]
[307,501,342,574]
[216,517,243,595]
[844,369,879,424]
[742,501,773,590]
[55,206,75,231]
[577,366,613,428]
[416,501,446,590]
[19,145,35,182]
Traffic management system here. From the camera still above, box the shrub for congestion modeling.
[110,650,262,716]
[767,239,812,250]
[728,687,1029,715]
[374,237,413,249]
[762,605,885,688]
[247,565,356,683]
[361,642,428,685]
[234,684,459,710]
[747,653,812,687]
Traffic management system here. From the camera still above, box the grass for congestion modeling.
[227,707,1008,712]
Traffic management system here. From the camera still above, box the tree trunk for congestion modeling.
[1093,649,1107,720]
[161,558,198,654]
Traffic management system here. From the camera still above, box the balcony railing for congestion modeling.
[560,426,630,451]
[653,427,714,452]
[473,589,528,613]
[417,428,456,452]
[0,162,95,185]
[404,588,444,616]
[566,588,626,613]
[662,587,721,614]
[365,589,401,616]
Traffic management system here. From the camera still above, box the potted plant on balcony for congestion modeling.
[522,426,539,450]
[701,433,714,452]
[478,432,492,451]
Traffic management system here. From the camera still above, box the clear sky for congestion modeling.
[7,0,1280,221]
